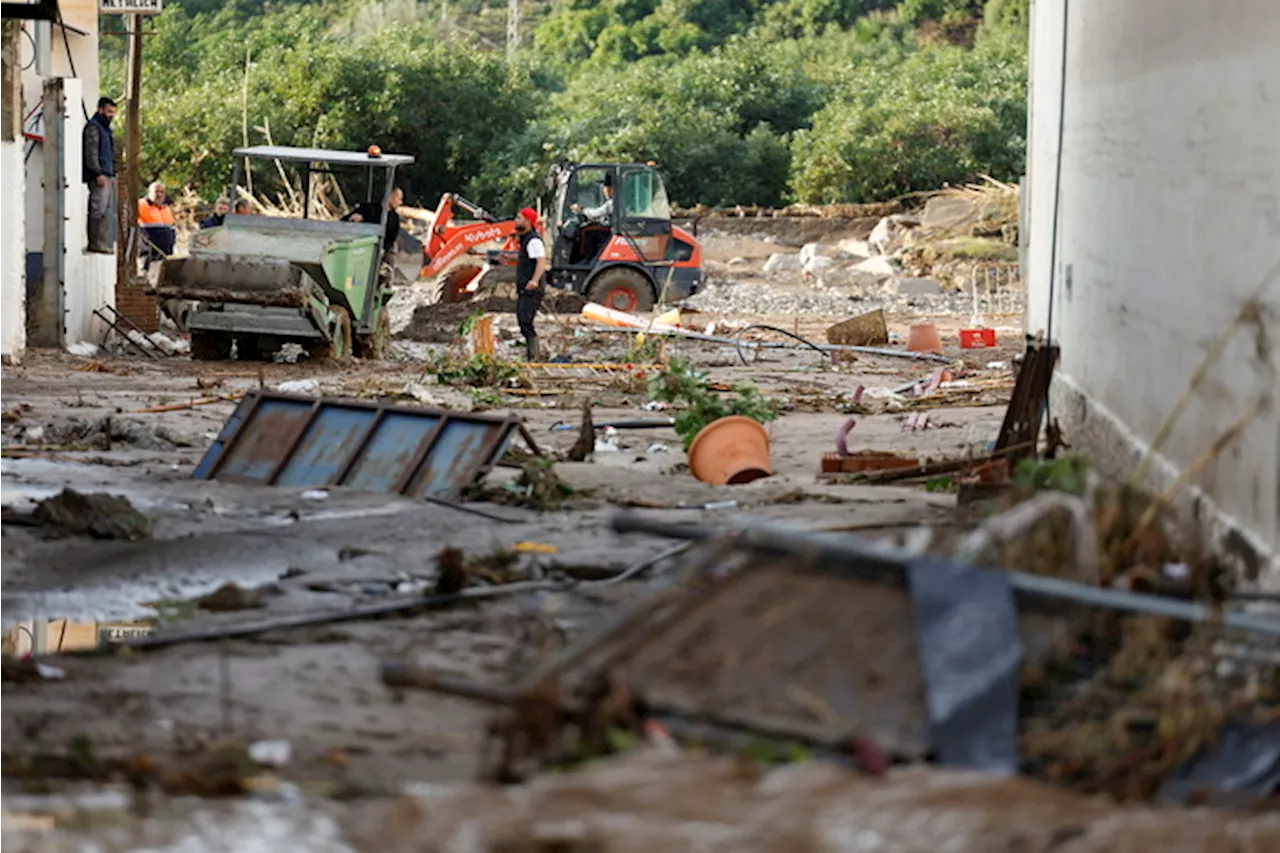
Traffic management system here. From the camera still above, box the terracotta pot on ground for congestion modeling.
[687,416,772,485]
[906,322,943,354]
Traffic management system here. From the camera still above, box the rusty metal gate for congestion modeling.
[193,390,537,497]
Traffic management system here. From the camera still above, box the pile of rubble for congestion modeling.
[732,181,1023,295]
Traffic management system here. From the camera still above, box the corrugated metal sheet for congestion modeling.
[194,391,535,497]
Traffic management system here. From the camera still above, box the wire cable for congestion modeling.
[55,11,90,121]
[1043,0,1071,428]
[732,324,829,366]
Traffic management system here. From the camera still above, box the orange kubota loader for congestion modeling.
[411,162,704,312]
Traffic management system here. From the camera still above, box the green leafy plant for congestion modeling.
[649,357,779,450]
[470,387,503,408]
[1012,454,1090,496]
[459,308,488,337]
[623,335,664,365]
[925,475,955,493]
[431,353,521,389]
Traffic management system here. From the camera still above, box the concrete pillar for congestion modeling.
[29,75,64,345]
[1,20,27,362]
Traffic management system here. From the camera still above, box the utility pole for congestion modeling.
[506,0,520,58]
[119,12,143,285]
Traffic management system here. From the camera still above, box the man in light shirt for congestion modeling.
[514,206,548,361]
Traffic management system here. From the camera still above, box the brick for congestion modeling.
[115,283,158,333]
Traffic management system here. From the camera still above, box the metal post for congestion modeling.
[35,77,65,347]
[120,13,143,281]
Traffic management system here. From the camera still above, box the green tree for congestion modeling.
[790,27,1026,202]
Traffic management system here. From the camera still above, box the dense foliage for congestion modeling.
[105,0,1028,210]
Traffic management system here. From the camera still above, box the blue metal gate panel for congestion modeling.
[345,412,442,493]
[217,398,315,482]
[407,419,501,498]
[276,406,376,487]
[194,391,537,498]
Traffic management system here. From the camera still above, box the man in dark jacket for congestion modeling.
[83,97,117,254]
[341,187,403,250]
[200,198,230,229]
[514,206,548,361]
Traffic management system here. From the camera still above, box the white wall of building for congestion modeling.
[1025,0,1280,568]
[1,138,25,360]
[60,77,115,345]
[18,8,113,349]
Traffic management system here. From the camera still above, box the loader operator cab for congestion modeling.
[552,163,673,267]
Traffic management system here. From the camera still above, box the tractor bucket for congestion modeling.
[156,255,310,308]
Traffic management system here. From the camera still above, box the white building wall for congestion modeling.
[19,7,113,349]
[1025,0,1280,572]
[60,77,115,346]
[1,138,25,360]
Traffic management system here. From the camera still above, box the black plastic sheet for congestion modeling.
[1158,718,1280,807]
[908,558,1022,774]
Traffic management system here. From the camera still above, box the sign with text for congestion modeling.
[99,0,163,14]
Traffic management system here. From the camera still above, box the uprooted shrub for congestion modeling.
[649,358,780,450]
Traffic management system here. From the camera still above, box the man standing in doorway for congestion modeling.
[514,206,547,361]
[83,97,117,254]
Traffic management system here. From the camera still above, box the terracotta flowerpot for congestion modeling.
[906,322,943,354]
[688,416,772,485]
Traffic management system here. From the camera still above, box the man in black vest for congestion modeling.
[83,97,117,254]
[514,206,548,361]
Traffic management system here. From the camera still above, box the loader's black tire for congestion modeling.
[355,309,391,361]
[190,331,232,361]
[586,267,655,313]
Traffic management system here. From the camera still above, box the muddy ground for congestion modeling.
[10,233,1272,849]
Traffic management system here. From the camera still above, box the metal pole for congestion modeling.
[121,13,143,279]
[609,513,1280,637]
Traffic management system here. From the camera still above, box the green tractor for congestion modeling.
[156,146,414,361]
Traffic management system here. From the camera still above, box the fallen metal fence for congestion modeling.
[194,390,539,498]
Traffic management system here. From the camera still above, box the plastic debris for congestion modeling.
[514,542,558,555]
[275,379,320,394]
[35,663,66,681]
[249,740,293,767]
[300,490,329,501]
[67,341,100,357]
[594,426,621,453]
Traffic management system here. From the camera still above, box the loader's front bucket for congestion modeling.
[156,254,310,308]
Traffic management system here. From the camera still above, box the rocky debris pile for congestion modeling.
[683,278,1022,317]
[4,415,191,450]
[753,185,1022,295]
[25,488,152,540]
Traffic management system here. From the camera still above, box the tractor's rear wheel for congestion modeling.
[355,308,391,361]
[190,331,232,361]
[313,306,351,362]
[586,267,655,313]
[234,334,282,362]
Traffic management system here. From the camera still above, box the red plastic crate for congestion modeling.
[959,328,996,349]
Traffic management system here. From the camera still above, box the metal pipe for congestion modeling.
[609,513,1280,636]
[115,580,563,651]
[582,325,953,363]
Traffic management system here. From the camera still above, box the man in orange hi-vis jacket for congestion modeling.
[138,181,177,270]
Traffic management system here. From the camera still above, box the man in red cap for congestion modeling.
[514,206,548,360]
